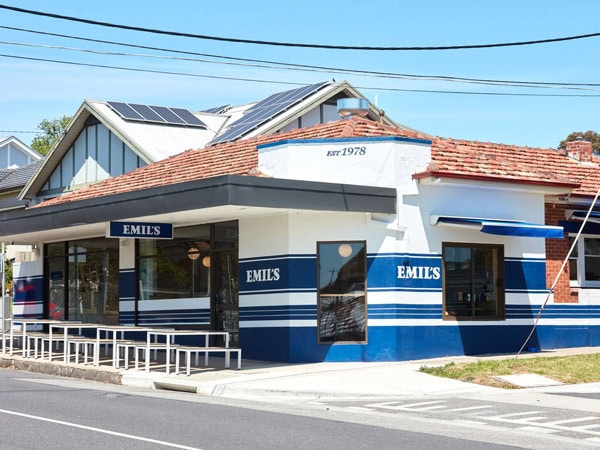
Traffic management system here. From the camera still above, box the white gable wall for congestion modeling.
[258,138,431,190]
[278,103,341,132]
[40,122,145,196]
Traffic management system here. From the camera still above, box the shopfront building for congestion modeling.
[6,116,600,363]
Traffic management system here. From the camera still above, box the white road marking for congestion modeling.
[366,400,447,411]
[486,411,544,419]
[346,406,375,412]
[544,417,599,426]
[570,423,600,431]
[485,412,600,437]
[446,405,496,412]
[517,426,560,434]
[0,408,202,450]
[452,419,488,426]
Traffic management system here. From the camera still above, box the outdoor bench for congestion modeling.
[66,336,113,365]
[174,345,242,375]
[133,343,180,370]
[114,340,146,369]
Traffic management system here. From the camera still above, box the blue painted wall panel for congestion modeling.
[13,276,44,318]
[239,256,315,294]
[119,270,136,300]
[242,323,600,362]
[504,258,548,291]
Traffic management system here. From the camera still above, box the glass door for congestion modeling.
[210,221,239,346]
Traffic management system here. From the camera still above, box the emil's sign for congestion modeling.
[107,221,173,239]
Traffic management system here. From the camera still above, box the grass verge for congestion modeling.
[419,353,600,389]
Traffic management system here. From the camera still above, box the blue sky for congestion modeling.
[1,1,599,149]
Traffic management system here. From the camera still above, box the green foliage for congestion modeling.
[559,130,600,155]
[30,116,72,156]
[3,257,11,294]
[420,353,600,387]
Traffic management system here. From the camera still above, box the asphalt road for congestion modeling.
[0,368,528,450]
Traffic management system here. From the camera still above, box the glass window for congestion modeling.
[569,235,600,285]
[67,238,119,324]
[137,225,211,300]
[569,236,578,282]
[584,238,600,281]
[317,241,367,343]
[442,243,504,320]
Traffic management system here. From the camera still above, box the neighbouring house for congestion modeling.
[1,81,599,362]
[0,136,42,169]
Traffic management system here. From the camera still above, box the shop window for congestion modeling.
[137,225,211,300]
[442,243,504,320]
[45,239,119,324]
[569,235,600,286]
[317,241,367,343]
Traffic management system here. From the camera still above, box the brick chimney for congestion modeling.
[566,138,594,163]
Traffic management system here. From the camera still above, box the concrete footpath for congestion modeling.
[3,346,600,401]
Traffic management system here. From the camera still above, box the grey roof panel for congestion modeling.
[0,160,43,191]
[210,81,329,145]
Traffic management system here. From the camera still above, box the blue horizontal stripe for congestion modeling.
[120,308,211,326]
[369,288,442,293]
[240,253,313,263]
[240,305,317,321]
[506,304,600,319]
[240,289,315,295]
[506,289,550,294]
[368,304,442,319]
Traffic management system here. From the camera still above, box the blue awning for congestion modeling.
[431,216,564,239]
[568,210,600,223]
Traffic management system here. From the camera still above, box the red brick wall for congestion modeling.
[545,203,578,303]
[566,140,593,163]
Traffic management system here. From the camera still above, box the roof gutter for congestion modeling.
[413,170,579,191]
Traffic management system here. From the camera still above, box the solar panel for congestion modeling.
[149,106,186,125]
[129,103,166,123]
[106,101,207,129]
[106,102,144,120]
[169,108,207,127]
[210,81,329,145]
[200,105,230,114]
[106,102,208,130]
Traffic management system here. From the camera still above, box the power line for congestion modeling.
[3,27,600,91]
[0,53,301,86]
[2,52,600,98]
[1,4,600,51]
[0,130,36,134]
[3,39,600,92]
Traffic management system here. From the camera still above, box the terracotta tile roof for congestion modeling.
[31,117,599,208]
[425,138,584,189]
[33,118,426,208]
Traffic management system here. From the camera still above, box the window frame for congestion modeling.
[316,240,368,344]
[135,224,211,301]
[569,234,600,287]
[442,242,505,321]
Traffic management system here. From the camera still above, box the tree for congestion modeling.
[30,116,71,156]
[3,256,12,295]
[559,130,600,155]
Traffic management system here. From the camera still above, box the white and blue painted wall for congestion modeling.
[10,134,600,363]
